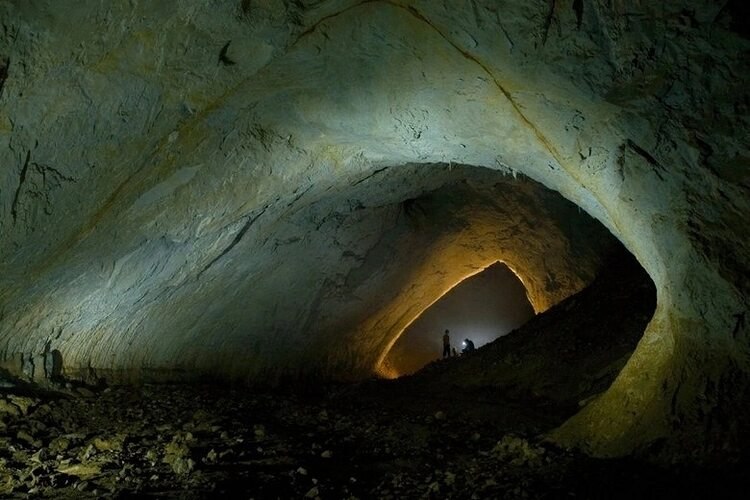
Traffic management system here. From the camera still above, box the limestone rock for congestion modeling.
[57,463,102,480]
[492,435,545,468]
[92,434,126,453]
[0,0,747,459]
[0,398,21,417]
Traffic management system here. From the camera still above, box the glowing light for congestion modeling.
[376,260,534,378]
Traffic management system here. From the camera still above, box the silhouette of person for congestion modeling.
[442,329,451,359]
[462,338,475,354]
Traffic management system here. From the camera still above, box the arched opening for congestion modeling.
[0,1,665,455]
[1,0,747,477]
[381,261,535,377]
[357,161,658,427]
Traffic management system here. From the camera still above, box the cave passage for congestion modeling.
[383,261,535,377]
[1,0,749,496]
[0,240,664,498]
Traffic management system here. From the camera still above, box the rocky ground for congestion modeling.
[1,381,749,499]
[1,251,748,498]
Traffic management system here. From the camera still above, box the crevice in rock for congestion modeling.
[733,311,746,338]
[218,41,237,66]
[10,150,31,224]
[198,206,268,277]
[240,0,252,17]
[0,57,8,97]
[352,166,388,186]
[286,185,312,208]
[618,140,667,182]
[33,162,76,184]
[625,139,661,169]
[573,0,584,30]
[542,0,558,46]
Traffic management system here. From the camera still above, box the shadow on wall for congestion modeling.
[0,348,64,384]
[382,262,535,377]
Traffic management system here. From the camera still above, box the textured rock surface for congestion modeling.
[382,261,535,377]
[0,0,749,458]
[407,247,656,415]
[1,163,613,383]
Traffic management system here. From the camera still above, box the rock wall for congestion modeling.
[0,163,613,383]
[0,0,748,458]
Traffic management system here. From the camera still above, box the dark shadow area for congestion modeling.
[384,262,535,376]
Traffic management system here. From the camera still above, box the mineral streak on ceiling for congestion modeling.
[0,0,748,459]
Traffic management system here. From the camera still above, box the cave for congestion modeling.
[1,0,749,497]
[381,261,536,377]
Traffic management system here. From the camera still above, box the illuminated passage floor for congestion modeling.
[0,251,747,498]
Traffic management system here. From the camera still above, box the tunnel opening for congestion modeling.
[381,261,535,378]
[1,0,748,493]
[350,162,660,441]
[350,163,658,399]
[388,245,657,415]
[360,192,660,435]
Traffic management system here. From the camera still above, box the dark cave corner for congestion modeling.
[0,57,8,97]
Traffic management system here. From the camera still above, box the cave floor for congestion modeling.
[1,380,748,499]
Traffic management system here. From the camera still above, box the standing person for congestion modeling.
[442,329,451,359]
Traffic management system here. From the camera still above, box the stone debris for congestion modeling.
[0,382,544,497]
[492,435,546,468]
[204,448,218,464]
[170,456,195,476]
[57,462,102,479]
[0,380,744,498]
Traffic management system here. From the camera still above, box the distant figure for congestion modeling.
[462,338,475,354]
[442,329,451,359]
[451,347,458,357]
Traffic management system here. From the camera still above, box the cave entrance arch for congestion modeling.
[380,260,535,378]
[346,164,657,419]
[2,0,745,460]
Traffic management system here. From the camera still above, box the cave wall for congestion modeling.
[1,0,749,458]
[0,162,613,383]
[382,261,536,378]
